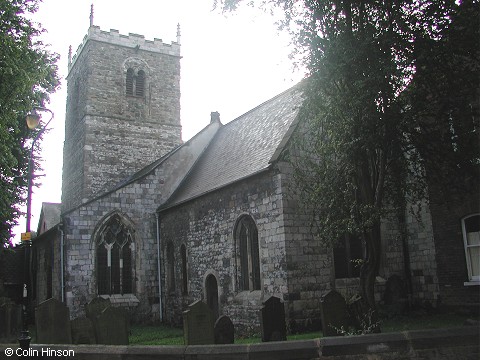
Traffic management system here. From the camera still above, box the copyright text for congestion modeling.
[4,347,75,357]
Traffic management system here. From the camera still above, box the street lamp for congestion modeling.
[19,106,54,350]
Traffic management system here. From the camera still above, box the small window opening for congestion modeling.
[126,68,134,96]
[136,70,145,97]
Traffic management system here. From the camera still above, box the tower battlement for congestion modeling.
[63,19,182,211]
[68,25,181,73]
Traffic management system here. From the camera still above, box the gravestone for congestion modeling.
[85,297,111,320]
[35,298,72,344]
[260,296,286,342]
[71,317,96,344]
[320,290,349,336]
[214,315,234,344]
[383,274,407,315]
[94,306,129,345]
[0,298,22,342]
[85,297,112,343]
[183,300,215,345]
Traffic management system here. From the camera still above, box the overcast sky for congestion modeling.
[12,0,303,242]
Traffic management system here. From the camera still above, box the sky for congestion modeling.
[12,0,303,242]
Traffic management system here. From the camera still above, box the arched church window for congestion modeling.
[126,68,134,96]
[166,242,175,293]
[235,215,261,291]
[180,244,188,295]
[97,215,133,295]
[205,274,219,319]
[136,70,145,97]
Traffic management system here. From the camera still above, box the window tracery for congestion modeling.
[97,215,133,295]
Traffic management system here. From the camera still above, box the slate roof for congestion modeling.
[37,202,61,234]
[162,84,304,209]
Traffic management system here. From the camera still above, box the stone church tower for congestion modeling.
[62,15,182,212]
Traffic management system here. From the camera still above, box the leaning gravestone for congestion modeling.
[320,289,350,336]
[260,296,287,342]
[71,317,96,344]
[85,297,111,320]
[94,306,129,345]
[35,298,72,344]
[214,315,234,344]
[183,300,215,345]
[85,297,111,343]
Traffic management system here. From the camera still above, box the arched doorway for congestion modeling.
[205,274,219,320]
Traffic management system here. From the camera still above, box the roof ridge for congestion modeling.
[222,82,302,129]
[159,82,304,210]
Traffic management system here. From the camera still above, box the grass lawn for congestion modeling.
[129,324,184,345]
[129,312,477,345]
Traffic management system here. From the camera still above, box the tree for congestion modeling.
[217,0,479,315]
[406,1,479,195]
[0,0,59,246]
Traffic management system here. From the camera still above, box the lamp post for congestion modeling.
[18,106,54,350]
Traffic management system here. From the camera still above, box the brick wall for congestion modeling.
[427,182,480,308]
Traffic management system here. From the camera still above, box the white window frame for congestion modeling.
[461,213,480,285]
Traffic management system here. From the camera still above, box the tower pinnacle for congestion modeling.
[68,45,72,68]
[89,4,94,27]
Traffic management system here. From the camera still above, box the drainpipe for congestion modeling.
[156,212,163,322]
[59,225,65,303]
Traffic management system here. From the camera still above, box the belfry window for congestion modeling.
[136,70,145,97]
[126,68,134,96]
[97,215,133,295]
[235,215,261,291]
[125,68,146,97]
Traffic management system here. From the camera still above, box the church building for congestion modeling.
[32,16,479,333]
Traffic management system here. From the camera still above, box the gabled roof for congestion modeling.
[37,202,61,235]
[161,84,304,209]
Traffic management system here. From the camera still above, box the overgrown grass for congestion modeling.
[129,312,476,345]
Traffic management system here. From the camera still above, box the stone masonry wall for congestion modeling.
[277,159,443,325]
[160,168,289,334]
[63,179,162,322]
[62,28,182,212]
[276,161,329,331]
[61,122,218,321]
[405,201,440,305]
[34,230,63,306]
[279,161,401,330]
[34,238,51,305]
